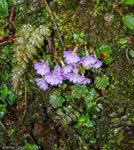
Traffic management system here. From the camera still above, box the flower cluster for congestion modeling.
[34,50,102,91]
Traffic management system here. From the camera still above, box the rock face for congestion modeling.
[0,0,134,149]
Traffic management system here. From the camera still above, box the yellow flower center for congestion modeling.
[52,74,57,78]
[74,73,78,76]
[71,52,76,55]
[42,64,46,68]
[87,56,90,59]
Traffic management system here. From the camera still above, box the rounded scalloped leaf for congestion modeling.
[94,75,109,90]
[103,56,113,65]
[49,94,65,108]
[96,44,112,58]
[85,88,98,102]
[65,93,75,102]
[71,84,88,99]
[99,44,112,54]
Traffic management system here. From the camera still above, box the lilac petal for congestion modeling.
[92,60,102,68]
[40,59,49,65]
[35,78,48,91]
[53,71,62,76]
[80,78,91,84]
[80,55,97,67]
[45,73,53,80]
[63,51,80,64]
[49,78,55,86]
[62,64,73,75]
[34,60,50,75]
[45,72,63,86]
[54,65,61,73]
[66,73,84,84]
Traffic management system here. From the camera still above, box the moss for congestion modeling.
[1,0,134,149]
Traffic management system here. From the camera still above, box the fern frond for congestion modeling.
[12,24,51,91]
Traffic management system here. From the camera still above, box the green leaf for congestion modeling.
[0,94,6,103]
[2,47,9,54]
[93,0,100,2]
[85,119,94,127]
[80,32,85,38]
[78,50,86,57]
[76,113,94,127]
[0,54,5,59]
[74,125,87,135]
[43,54,51,61]
[77,113,90,123]
[122,15,134,30]
[121,0,134,4]
[2,74,9,81]
[58,83,67,90]
[0,111,5,119]
[65,93,75,102]
[96,44,112,58]
[56,108,65,117]
[23,143,39,150]
[111,118,120,123]
[94,75,109,90]
[0,103,7,108]
[7,93,16,105]
[99,44,112,54]
[119,38,128,45]
[49,94,65,108]
[90,138,97,144]
[130,49,134,57]
[73,33,79,39]
[0,29,8,37]
[71,84,88,99]
[0,0,8,12]
[3,86,8,97]
[86,100,97,108]
[85,88,98,102]
[0,104,8,119]
[68,34,73,40]
[103,56,113,64]
[79,38,84,43]
[91,68,102,73]
[83,41,87,45]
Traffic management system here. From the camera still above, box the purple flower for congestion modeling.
[72,63,78,73]
[92,60,102,68]
[80,55,97,67]
[63,51,80,64]
[34,60,50,75]
[54,65,61,73]
[62,64,73,75]
[80,78,91,84]
[45,71,63,86]
[35,78,48,91]
[66,73,84,84]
